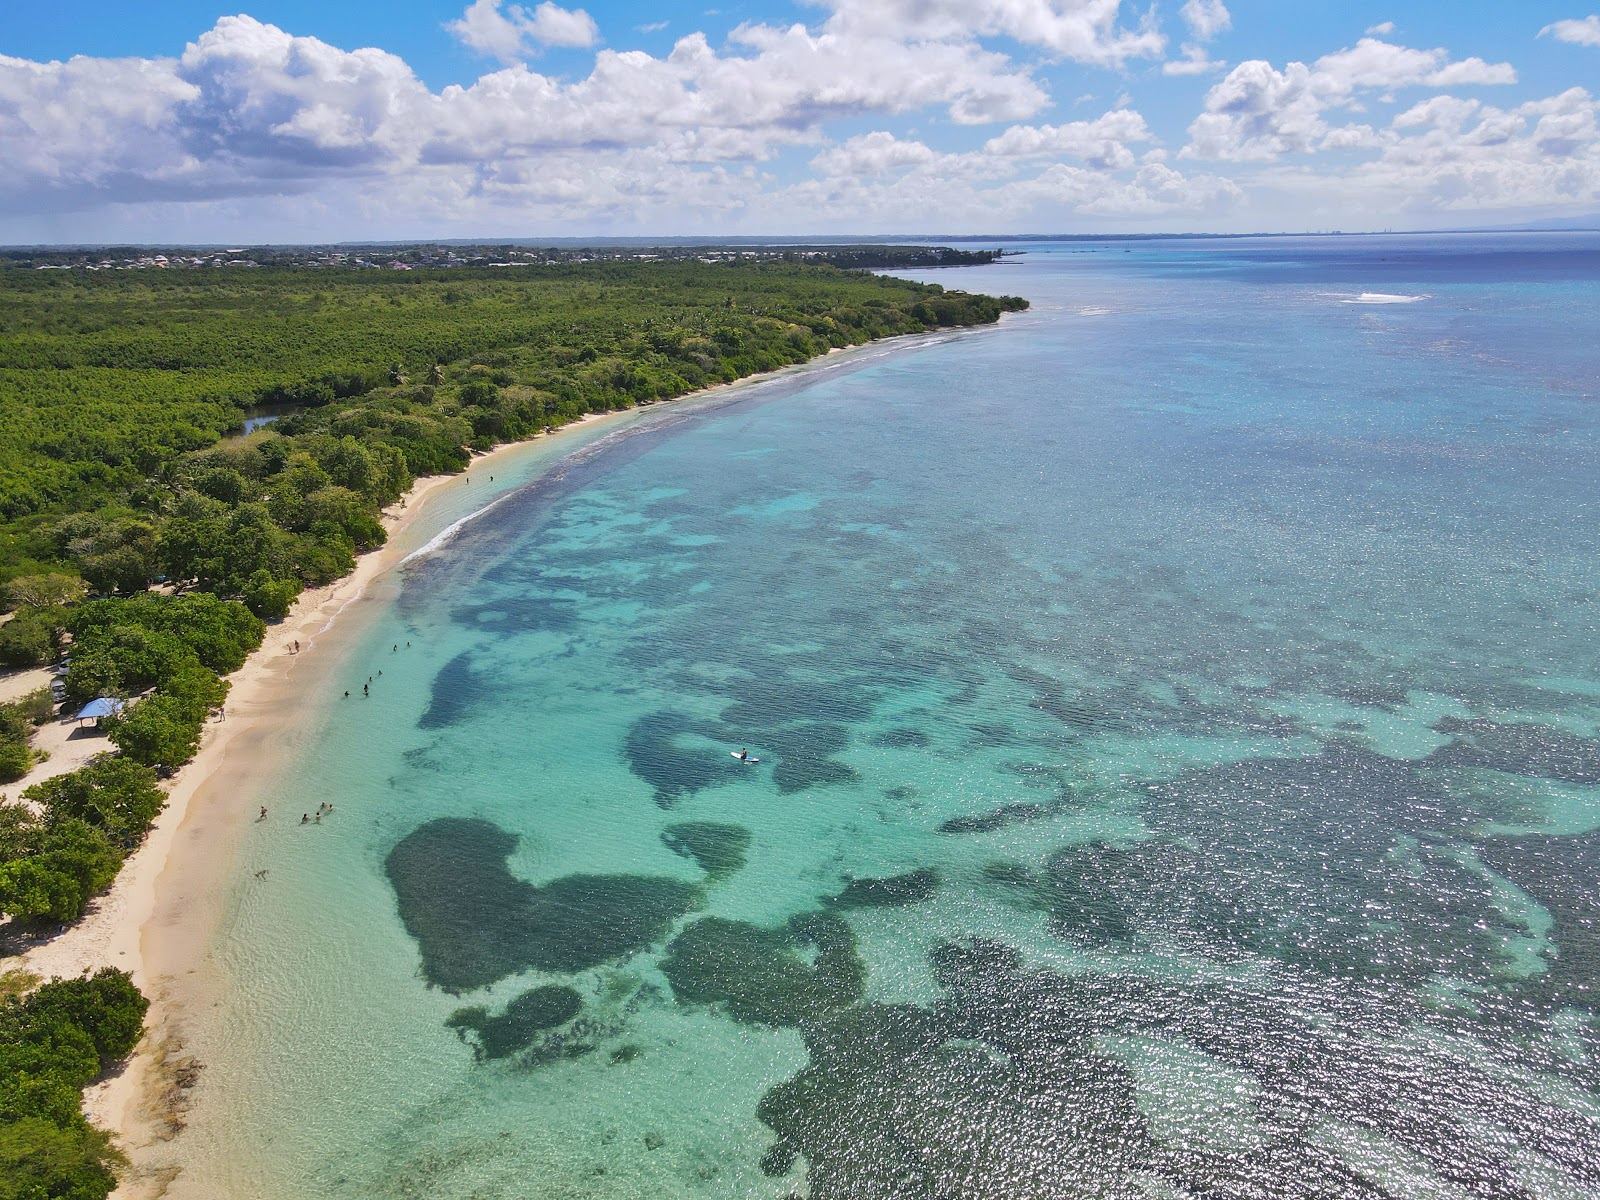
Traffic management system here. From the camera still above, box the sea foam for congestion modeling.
[1341,292,1429,304]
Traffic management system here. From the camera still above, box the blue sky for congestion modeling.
[2,2,1598,242]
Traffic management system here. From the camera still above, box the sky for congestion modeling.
[2,1,1598,243]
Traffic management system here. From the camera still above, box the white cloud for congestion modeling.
[0,11,1067,226]
[1366,22,1395,36]
[1160,3,1228,79]
[1352,88,1600,210]
[794,103,1237,226]
[447,0,599,63]
[1229,87,1600,223]
[983,109,1153,169]
[820,0,1166,67]
[1163,45,1227,75]
[6,6,1587,238]
[1184,38,1517,161]
[810,131,940,176]
[521,2,602,47]
[637,21,668,33]
[1539,16,1600,46]
[1319,124,1381,150]
[1313,39,1516,91]
[787,99,1235,230]
[791,141,1239,227]
[1180,0,1231,42]
[0,52,201,195]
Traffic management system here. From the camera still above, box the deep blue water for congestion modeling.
[178,234,1600,1199]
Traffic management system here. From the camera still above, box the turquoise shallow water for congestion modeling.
[176,235,1600,1199]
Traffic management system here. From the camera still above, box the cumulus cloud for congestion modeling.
[982,110,1153,169]
[1539,16,1600,46]
[1180,0,1231,42]
[0,9,1059,206]
[9,5,1585,238]
[1334,88,1600,212]
[1163,0,1229,76]
[810,131,940,176]
[447,1,600,62]
[792,99,1238,226]
[820,0,1166,67]
[0,2,1190,232]
[1184,37,1517,161]
[1163,45,1227,76]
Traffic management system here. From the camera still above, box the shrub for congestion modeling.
[61,625,195,709]
[0,742,29,784]
[0,609,59,668]
[24,760,165,843]
[67,595,262,676]
[103,695,203,768]
[1,574,85,613]
[22,970,149,1065]
[241,570,300,621]
[0,969,146,1199]
[0,1118,121,1200]
[0,816,122,922]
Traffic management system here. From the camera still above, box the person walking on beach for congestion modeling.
[259,806,268,820]
[301,813,310,824]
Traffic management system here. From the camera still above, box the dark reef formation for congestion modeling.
[448,985,583,1061]
[825,868,940,909]
[660,821,752,880]
[660,912,865,1026]
[385,817,702,992]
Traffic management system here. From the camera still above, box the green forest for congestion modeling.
[0,254,1025,1195]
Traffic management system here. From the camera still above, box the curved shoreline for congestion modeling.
[13,321,997,1195]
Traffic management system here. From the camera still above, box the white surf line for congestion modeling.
[398,486,524,567]
[312,584,374,637]
[1333,292,1431,305]
[399,324,999,567]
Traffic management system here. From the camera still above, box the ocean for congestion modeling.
[166,234,1600,1199]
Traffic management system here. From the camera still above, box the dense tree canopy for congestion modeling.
[0,260,1024,598]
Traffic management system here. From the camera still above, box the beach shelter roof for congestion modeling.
[75,697,125,720]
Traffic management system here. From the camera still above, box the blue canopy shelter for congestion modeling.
[74,697,125,726]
